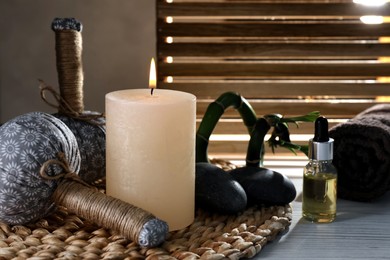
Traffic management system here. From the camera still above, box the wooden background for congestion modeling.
[156,0,390,160]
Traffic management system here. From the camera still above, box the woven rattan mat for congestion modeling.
[0,159,292,259]
[0,203,291,259]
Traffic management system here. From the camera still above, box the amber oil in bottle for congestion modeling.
[302,117,337,223]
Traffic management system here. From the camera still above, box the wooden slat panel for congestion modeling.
[159,0,354,3]
[160,82,390,98]
[207,140,308,157]
[159,62,390,77]
[156,0,390,159]
[158,23,390,37]
[198,119,249,135]
[196,100,383,118]
[197,120,340,135]
[157,2,390,17]
[159,43,390,58]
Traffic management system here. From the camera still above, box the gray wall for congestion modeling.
[0,0,155,123]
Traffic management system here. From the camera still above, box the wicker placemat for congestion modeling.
[0,203,291,260]
[0,159,292,259]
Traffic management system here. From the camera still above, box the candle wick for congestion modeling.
[150,88,154,96]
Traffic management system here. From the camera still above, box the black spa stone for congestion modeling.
[229,166,296,206]
[195,162,247,214]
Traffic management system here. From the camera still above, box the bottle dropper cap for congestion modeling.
[309,116,334,160]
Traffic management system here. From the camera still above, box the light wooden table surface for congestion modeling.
[253,174,390,259]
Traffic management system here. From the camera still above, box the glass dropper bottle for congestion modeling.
[302,116,337,223]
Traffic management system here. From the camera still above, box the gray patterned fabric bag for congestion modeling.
[0,112,80,225]
[55,112,105,184]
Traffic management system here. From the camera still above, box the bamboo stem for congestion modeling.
[245,118,270,167]
[196,92,257,163]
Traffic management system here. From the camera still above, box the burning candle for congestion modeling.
[105,59,196,231]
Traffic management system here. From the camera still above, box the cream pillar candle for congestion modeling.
[105,88,196,231]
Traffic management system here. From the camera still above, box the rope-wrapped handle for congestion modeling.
[52,18,84,114]
[40,153,168,248]
[54,180,168,247]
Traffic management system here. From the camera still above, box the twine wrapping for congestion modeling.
[43,18,107,184]
[48,18,105,124]
[40,153,169,248]
[39,81,104,125]
[0,158,291,259]
[39,152,95,189]
[53,19,84,114]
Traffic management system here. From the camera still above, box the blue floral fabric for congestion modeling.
[52,18,82,32]
[55,112,106,184]
[138,218,169,248]
[0,112,80,225]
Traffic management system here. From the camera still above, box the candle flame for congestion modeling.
[149,58,157,95]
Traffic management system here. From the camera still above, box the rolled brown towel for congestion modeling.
[329,104,390,201]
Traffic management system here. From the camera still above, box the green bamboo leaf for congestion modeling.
[263,114,283,126]
[281,111,321,125]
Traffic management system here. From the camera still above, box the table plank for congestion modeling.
[254,177,390,259]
